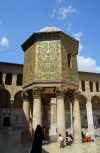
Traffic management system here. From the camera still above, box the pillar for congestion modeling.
[32,87,44,134]
[86,101,95,138]
[55,87,66,146]
[21,90,30,143]
[70,101,73,135]
[50,98,57,135]
[73,90,82,144]
[8,99,14,130]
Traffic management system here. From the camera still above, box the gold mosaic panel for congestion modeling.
[23,44,35,85]
[61,40,79,84]
[35,40,62,80]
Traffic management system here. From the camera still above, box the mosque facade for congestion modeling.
[0,26,100,144]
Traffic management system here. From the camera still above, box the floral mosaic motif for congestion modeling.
[61,40,79,84]
[23,44,35,85]
[37,41,60,72]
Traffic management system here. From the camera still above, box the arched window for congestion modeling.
[0,72,3,84]
[96,82,99,92]
[5,73,12,85]
[67,54,72,68]
[81,80,85,91]
[16,74,23,86]
[89,81,93,92]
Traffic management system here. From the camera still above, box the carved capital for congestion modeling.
[32,86,45,99]
[21,90,29,100]
[69,90,81,101]
[55,87,67,99]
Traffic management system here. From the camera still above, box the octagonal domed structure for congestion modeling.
[21,26,79,90]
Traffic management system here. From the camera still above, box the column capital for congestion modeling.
[32,86,45,99]
[10,99,14,104]
[21,90,30,100]
[69,90,81,101]
[55,87,67,99]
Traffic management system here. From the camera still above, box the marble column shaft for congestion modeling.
[32,87,44,133]
[73,91,82,144]
[9,99,14,127]
[86,102,95,138]
[55,87,66,146]
[21,91,30,143]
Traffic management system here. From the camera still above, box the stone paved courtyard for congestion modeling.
[0,129,100,153]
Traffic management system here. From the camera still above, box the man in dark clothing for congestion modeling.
[30,125,44,153]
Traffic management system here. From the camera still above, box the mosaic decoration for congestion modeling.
[23,44,35,85]
[61,40,79,84]
[36,40,62,80]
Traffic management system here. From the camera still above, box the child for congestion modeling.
[58,134,64,148]
[67,135,72,146]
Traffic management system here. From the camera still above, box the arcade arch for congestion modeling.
[14,91,23,109]
[91,95,100,127]
[5,73,12,85]
[0,72,3,84]
[16,74,23,86]
[0,89,10,108]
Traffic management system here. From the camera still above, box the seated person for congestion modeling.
[89,136,94,142]
[67,135,72,146]
[85,133,90,142]
[82,131,85,143]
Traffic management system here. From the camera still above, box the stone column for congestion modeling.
[55,87,66,146]
[21,90,30,143]
[8,99,14,130]
[32,87,44,134]
[50,98,57,135]
[86,101,95,138]
[70,101,73,135]
[73,90,82,144]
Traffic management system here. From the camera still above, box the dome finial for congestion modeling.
[49,22,52,27]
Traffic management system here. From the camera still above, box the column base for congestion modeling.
[49,124,57,136]
[88,125,95,139]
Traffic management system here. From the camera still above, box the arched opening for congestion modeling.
[16,74,23,86]
[14,91,23,109]
[81,80,85,91]
[96,82,99,92]
[5,73,12,85]
[91,96,100,127]
[79,94,87,128]
[0,89,10,108]
[89,81,93,92]
[0,72,3,84]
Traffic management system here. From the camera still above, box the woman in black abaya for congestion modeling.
[30,125,44,153]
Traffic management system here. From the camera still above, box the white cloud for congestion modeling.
[79,43,84,52]
[67,23,72,33]
[56,0,61,4]
[58,5,76,20]
[73,32,83,38]
[77,55,100,73]
[73,32,83,52]
[51,9,56,18]
[1,37,9,47]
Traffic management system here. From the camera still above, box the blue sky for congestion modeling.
[0,0,100,73]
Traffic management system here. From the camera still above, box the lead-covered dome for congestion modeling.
[39,26,64,33]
